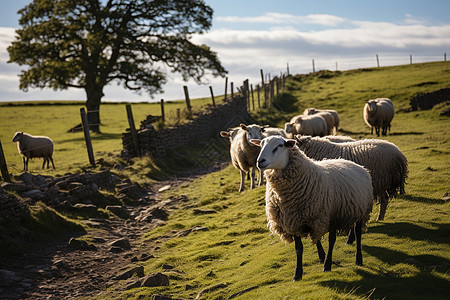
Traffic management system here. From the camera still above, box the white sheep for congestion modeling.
[304,108,340,133]
[284,114,327,138]
[220,124,264,192]
[363,98,394,136]
[261,127,287,138]
[251,136,373,281]
[295,136,408,221]
[323,135,356,143]
[12,131,55,171]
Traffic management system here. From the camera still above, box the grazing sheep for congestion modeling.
[363,98,394,136]
[304,108,340,133]
[12,132,55,171]
[220,124,264,192]
[295,136,408,221]
[284,115,327,138]
[251,136,373,281]
[261,127,287,138]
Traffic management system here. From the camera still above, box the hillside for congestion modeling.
[0,61,449,299]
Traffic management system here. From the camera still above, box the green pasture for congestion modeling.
[1,61,449,299]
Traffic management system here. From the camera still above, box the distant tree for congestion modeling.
[8,0,227,132]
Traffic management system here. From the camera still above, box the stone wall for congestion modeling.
[0,188,29,224]
[410,88,450,110]
[122,96,251,158]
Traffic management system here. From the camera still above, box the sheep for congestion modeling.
[304,108,340,133]
[284,114,327,138]
[261,127,287,138]
[363,98,394,136]
[12,131,55,171]
[323,135,356,143]
[294,135,408,221]
[251,136,373,281]
[220,124,264,192]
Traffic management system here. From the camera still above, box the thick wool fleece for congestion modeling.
[264,147,373,243]
[296,137,408,200]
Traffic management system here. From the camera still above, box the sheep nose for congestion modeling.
[257,158,267,169]
[259,158,266,164]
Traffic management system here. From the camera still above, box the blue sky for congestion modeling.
[1,0,450,102]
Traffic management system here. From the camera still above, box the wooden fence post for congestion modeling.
[126,104,141,157]
[376,54,380,67]
[251,84,255,111]
[231,82,234,99]
[312,59,315,73]
[80,108,96,168]
[224,77,228,100]
[183,86,192,113]
[260,69,266,102]
[445,53,447,62]
[209,86,216,107]
[410,54,412,64]
[0,138,11,182]
[160,99,165,121]
[257,84,261,108]
[287,62,290,76]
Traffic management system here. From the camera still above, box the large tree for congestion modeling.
[8,0,227,132]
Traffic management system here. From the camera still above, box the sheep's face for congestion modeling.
[252,136,296,170]
[12,132,23,142]
[241,124,264,142]
[366,100,378,113]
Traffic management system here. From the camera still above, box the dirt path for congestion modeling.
[0,164,223,300]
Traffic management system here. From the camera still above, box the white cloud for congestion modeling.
[217,13,346,26]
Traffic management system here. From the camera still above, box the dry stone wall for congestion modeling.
[410,88,450,110]
[122,96,250,158]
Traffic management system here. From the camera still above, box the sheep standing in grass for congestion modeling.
[363,98,394,136]
[284,115,327,138]
[295,136,408,221]
[12,131,55,171]
[304,108,340,134]
[220,124,264,192]
[251,136,373,281]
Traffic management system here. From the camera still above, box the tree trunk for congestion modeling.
[85,85,104,133]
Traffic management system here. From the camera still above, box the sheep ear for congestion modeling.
[240,123,248,130]
[250,139,261,147]
[220,131,230,138]
[285,139,296,148]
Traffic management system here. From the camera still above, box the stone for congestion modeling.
[114,266,145,280]
[109,237,131,250]
[140,273,169,287]
[105,205,130,219]
[73,203,98,215]
[1,182,33,193]
[20,189,45,200]
[68,237,97,251]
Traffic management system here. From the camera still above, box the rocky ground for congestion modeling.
[0,165,223,300]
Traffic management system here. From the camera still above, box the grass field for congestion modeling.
[1,61,449,299]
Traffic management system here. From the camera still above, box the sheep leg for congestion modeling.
[250,167,255,190]
[23,157,29,172]
[346,227,355,245]
[316,240,325,263]
[323,231,336,272]
[239,170,245,192]
[293,236,303,281]
[49,156,55,169]
[355,221,363,266]
[257,168,263,187]
[377,193,389,221]
[42,157,48,169]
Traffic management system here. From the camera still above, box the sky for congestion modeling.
[0,0,450,102]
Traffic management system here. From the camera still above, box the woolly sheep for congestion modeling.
[261,127,287,138]
[295,136,408,221]
[323,135,356,143]
[251,136,373,281]
[220,124,264,192]
[304,108,340,133]
[363,98,394,136]
[12,131,55,171]
[284,114,327,138]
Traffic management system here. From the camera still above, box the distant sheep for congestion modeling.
[304,108,340,133]
[220,124,264,192]
[284,114,327,138]
[12,132,55,171]
[323,135,356,143]
[295,136,408,221]
[261,126,287,138]
[363,98,394,136]
[252,136,373,281]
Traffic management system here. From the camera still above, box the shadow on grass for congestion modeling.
[369,222,450,245]
[400,194,446,205]
[320,264,449,300]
